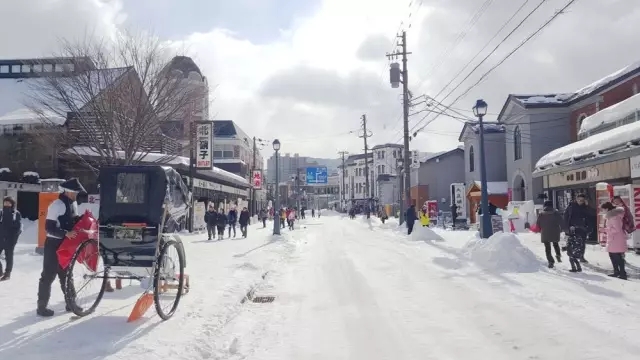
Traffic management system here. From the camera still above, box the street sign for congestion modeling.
[306,166,328,184]
[195,121,213,170]
[252,170,263,189]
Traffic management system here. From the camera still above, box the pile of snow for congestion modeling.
[463,232,540,273]
[22,171,39,177]
[0,167,10,173]
[410,225,444,242]
[19,219,38,245]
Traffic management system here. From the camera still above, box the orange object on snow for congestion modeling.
[128,293,154,322]
[56,210,99,272]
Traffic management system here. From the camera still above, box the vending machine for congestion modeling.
[595,182,614,246]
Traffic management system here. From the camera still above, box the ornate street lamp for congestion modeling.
[473,99,492,238]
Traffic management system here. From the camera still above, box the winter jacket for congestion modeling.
[536,207,564,243]
[239,210,250,226]
[204,210,217,226]
[419,210,430,226]
[0,205,22,243]
[406,206,417,224]
[280,209,286,220]
[604,207,628,253]
[216,212,228,228]
[259,209,266,219]
[563,202,594,234]
[287,210,296,220]
[227,209,238,225]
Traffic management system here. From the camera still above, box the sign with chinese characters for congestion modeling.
[252,170,263,189]
[195,121,213,169]
[546,158,630,188]
[450,183,467,220]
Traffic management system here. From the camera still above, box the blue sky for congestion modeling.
[122,0,320,43]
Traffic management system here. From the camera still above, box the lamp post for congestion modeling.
[473,99,492,239]
[272,139,281,235]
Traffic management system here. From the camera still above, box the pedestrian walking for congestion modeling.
[259,208,267,228]
[419,207,430,227]
[536,200,563,268]
[204,204,217,240]
[239,207,250,237]
[601,202,628,280]
[227,206,238,238]
[37,178,85,317]
[563,193,593,264]
[406,204,417,235]
[0,196,22,281]
[287,208,296,230]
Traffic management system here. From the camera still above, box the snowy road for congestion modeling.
[221,215,640,360]
[2,215,640,360]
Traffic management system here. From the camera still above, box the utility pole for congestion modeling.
[387,31,412,216]
[251,136,257,216]
[359,114,373,217]
[338,150,348,211]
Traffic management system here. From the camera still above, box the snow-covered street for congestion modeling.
[3,213,640,360]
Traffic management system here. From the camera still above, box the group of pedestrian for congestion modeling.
[204,205,251,240]
[536,193,633,278]
[403,204,432,235]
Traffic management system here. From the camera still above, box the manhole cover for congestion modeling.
[252,296,275,303]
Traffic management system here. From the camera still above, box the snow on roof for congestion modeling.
[473,181,508,195]
[0,67,129,126]
[570,60,640,101]
[23,171,39,177]
[65,146,249,185]
[470,123,505,133]
[535,120,640,170]
[517,93,573,105]
[578,92,640,135]
[0,168,10,173]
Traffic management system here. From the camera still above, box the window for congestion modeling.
[11,65,20,73]
[54,64,64,72]
[393,150,397,158]
[469,146,475,172]
[0,65,8,73]
[381,165,385,173]
[116,173,147,204]
[381,151,384,159]
[513,126,522,160]
[21,65,30,73]
[43,64,53,72]
[33,64,42,72]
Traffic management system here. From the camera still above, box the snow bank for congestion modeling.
[18,219,37,245]
[0,167,10,173]
[411,225,444,241]
[463,232,540,273]
[579,92,640,135]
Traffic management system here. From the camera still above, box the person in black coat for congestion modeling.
[406,204,417,235]
[239,207,250,238]
[227,207,238,238]
[215,210,227,240]
[204,205,217,240]
[0,196,22,281]
[536,200,564,268]
[563,193,594,264]
[37,178,84,317]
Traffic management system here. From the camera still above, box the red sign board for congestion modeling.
[252,170,262,190]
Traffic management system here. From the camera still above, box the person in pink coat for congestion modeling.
[601,202,628,280]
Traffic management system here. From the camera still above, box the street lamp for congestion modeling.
[473,99,492,239]
[272,139,281,235]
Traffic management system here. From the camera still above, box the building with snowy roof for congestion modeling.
[498,59,640,212]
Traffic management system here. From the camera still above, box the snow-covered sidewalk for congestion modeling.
[0,220,302,360]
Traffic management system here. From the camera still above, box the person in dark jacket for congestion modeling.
[204,204,217,240]
[536,200,563,268]
[227,207,238,238]
[37,178,84,317]
[563,193,594,264]
[215,210,227,240]
[406,204,417,235]
[259,208,267,228]
[239,207,250,237]
[450,203,458,229]
[0,196,22,281]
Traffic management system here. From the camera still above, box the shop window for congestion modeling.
[513,126,522,160]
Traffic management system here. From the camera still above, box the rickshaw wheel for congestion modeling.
[153,238,185,320]
[65,239,108,317]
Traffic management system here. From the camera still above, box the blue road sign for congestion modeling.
[306,166,328,184]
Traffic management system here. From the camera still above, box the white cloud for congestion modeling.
[4,0,640,159]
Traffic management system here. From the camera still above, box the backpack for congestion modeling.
[621,206,635,234]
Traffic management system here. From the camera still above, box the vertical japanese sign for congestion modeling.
[450,183,467,220]
[195,121,213,169]
[252,170,263,189]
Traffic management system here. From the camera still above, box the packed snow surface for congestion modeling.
[2,214,640,360]
[463,232,540,273]
[410,224,445,241]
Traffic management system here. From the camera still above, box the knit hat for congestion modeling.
[59,178,86,193]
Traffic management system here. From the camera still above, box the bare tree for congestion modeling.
[26,31,208,173]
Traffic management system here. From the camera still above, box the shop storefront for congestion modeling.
[538,158,631,212]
